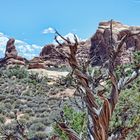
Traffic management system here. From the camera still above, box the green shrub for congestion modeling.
[0,115,5,123]
[18,118,28,125]
[0,104,5,114]
[4,102,12,110]
[109,78,140,139]
[29,72,40,81]
[4,65,29,79]
[53,105,87,140]
[19,114,30,120]
[133,51,140,65]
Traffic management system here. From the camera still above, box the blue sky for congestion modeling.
[0,0,139,46]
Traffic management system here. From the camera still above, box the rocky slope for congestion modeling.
[0,66,77,139]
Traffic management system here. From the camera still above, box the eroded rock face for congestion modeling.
[76,40,90,64]
[28,57,46,69]
[40,44,55,56]
[39,41,91,68]
[90,21,140,66]
[28,63,46,69]
[40,44,67,68]
[5,38,18,58]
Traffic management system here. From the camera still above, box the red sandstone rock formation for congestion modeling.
[90,21,140,66]
[5,38,18,58]
[0,38,26,66]
[1,21,140,68]
[28,63,46,69]
[39,44,67,67]
[40,44,55,56]
[39,41,91,68]
[28,57,46,69]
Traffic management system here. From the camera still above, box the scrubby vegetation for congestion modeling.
[0,30,140,139]
[0,65,76,139]
[0,62,140,139]
[53,67,140,140]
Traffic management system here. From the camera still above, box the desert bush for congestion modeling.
[27,102,38,108]
[24,108,33,114]
[109,77,140,139]
[18,118,28,125]
[0,114,5,123]
[8,112,15,119]
[0,104,6,114]
[133,51,140,64]
[30,122,46,131]
[29,72,40,81]
[39,112,49,118]
[57,74,76,88]
[3,120,17,130]
[4,102,12,110]
[37,107,47,113]
[34,131,48,140]
[0,95,6,101]
[3,98,15,104]
[4,65,29,79]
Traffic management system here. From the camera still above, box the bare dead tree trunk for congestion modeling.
[54,21,140,140]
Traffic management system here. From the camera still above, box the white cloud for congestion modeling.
[42,27,55,34]
[0,32,4,36]
[56,33,81,43]
[0,32,43,59]
[32,44,42,49]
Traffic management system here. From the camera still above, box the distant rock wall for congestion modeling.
[39,44,67,68]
